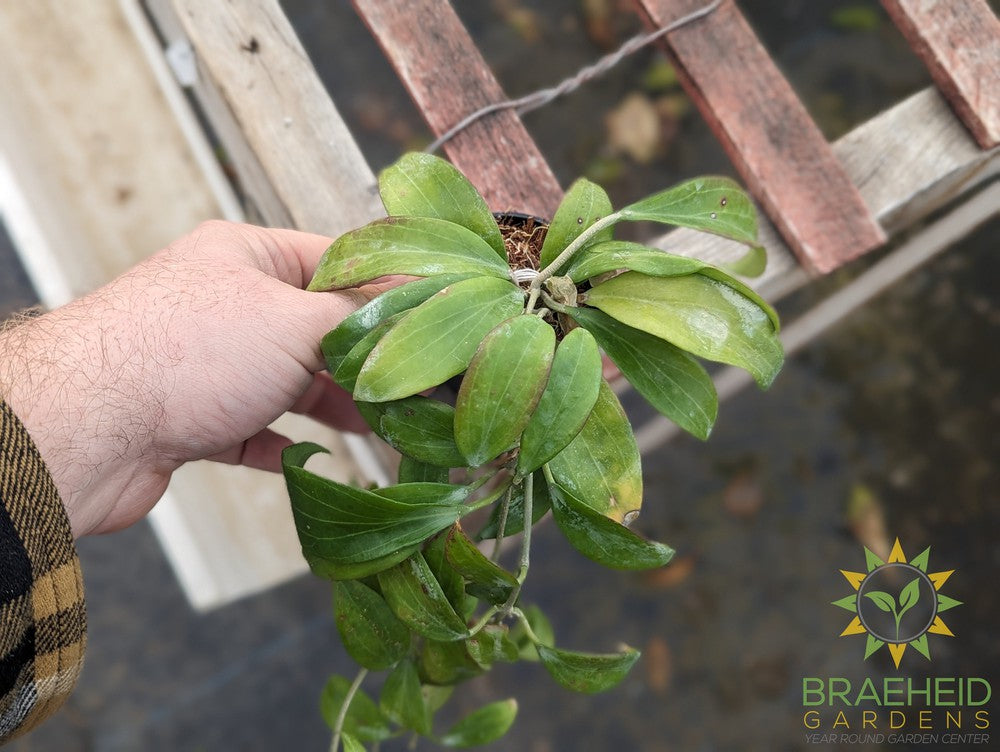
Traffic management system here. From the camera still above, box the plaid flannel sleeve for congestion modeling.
[0,400,85,744]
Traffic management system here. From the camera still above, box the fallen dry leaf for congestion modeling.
[605,92,661,164]
[641,553,695,589]
[723,470,764,519]
[644,635,673,694]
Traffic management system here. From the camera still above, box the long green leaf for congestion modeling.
[320,675,392,741]
[341,733,365,752]
[398,455,450,484]
[619,176,759,248]
[510,604,554,661]
[334,580,411,670]
[283,443,469,564]
[454,314,555,467]
[379,152,506,259]
[439,699,518,748]
[424,532,476,619]
[355,277,525,402]
[420,639,483,686]
[537,644,641,694]
[333,313,406,392]
[539,178,614,270]
[374,397,466,468]
[517,327,602,474]
[306,547,419,581]
[549,483,674,570]
[546,381,642,522]
[567,306,717,440]
[444,525,518,605]
[322,274,475,374]
[465,625,520,668]
[378,553,470,641]
[584,272,784,388]
[564,240,779,331]
[380,659,431,735]
[565,240,705,282]
[308,217,509,291]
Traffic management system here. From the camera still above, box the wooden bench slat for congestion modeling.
[881,0,1000,149]
[633,0,886,273]
[352,0,564,219]
[170,0,384,236]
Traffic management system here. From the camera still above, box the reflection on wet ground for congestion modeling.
[3,1,997,749]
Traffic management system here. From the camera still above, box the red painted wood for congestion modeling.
[633,0,886,273]
[882,0,1000,149]
[352,0,564,219]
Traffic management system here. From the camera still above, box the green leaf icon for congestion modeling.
[864,591,897,614]
[897,577,921,618]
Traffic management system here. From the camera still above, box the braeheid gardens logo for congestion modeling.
[833,538,961,668]
[802,539,991,744]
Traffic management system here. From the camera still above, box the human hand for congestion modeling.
[0,221,387,537]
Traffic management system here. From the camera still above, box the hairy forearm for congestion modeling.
[0,292,174,536]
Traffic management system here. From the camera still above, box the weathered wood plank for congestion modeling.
[352,0,564,219]
[169,0,385,236]
[633,0,886,273]
[881,0,1000,149]
[654,87,999,298]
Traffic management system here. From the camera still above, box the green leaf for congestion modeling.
[549,483,674,570]
[897,577,921,618]
[380,659,431,735]
[334,580,411,670]
[439,699,518,748]
[443,525,518,605]
[379,152,506,259]
[619,176,759,248]
[454,314,555,467]
[320,675,392,741]
[476,473,552,540]
[355,277,525,402]
[283,443,470,564]
[466,625,520,668]
[720,244,767,278]
[308,217,509,291]
[306,547,419,581]
[378,553,470,641]
[517,327,602,474]
[340,733,366,752]
[584,271,784,388]
[373,397,466,468]
[546,381,642,522]
[864,591,896,613]
[567,306,717,440]
[540,178,614,270]
[323,274,475,374]
[564,241,780,332]
[399,455,450,484]
[333,313,407,392]
[565,240,705,282]
[424,532,477,620]
[423,684,454,714]
[420,638,483,685]
[537,644,640,694]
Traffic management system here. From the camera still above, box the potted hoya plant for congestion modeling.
[283,152,783,750]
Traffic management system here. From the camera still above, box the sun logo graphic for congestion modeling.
[833,538,962,668]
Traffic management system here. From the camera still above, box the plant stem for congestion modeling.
[501,473,533,612]
[330,667,369,752]
[511,607,542,645]
[491,484,515,562]
[525,211,622,313]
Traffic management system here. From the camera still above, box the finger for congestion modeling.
[251,226,339,289]
[206,427,292,473]
[290,372,370,433]
[277,279,408,372]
